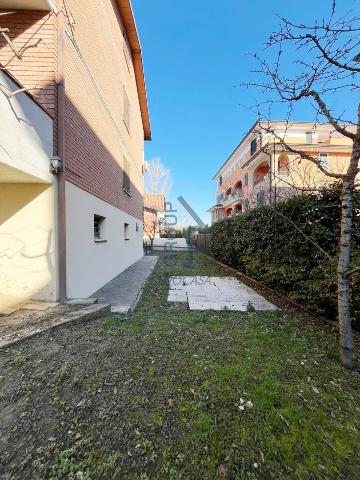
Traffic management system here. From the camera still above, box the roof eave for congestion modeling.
[116,0,151,141]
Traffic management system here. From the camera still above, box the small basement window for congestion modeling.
[124,222,130,240]
[94,214,106,242]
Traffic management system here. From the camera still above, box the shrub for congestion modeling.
[210,186,360,324]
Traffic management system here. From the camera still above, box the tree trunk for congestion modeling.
[337,179,354,369]
[337,107,360,369]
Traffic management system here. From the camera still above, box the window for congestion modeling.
[250,138,257,155]
[278,154,290,176]
[244,173,249,186]
[94,214,106,241]
[244,198,250,211]
[319,152,328,170]
[305,132,313,144]
[219,176,223,186]
[257,191,265,207]
[124,222,130,240]
[123,86,130,132]
[123,156,131,194]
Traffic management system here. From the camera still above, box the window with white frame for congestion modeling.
[305,132,313,144]
[319,152,328,170]
[94,214,106,241]
[124,222,130,240]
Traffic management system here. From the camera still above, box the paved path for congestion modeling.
[92,256,159,313]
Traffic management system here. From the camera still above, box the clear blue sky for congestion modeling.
[132,0,358,224]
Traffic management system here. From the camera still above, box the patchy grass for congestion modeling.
[0,252,359,479]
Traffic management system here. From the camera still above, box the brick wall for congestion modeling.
[0,2,145,221]
[0,9,57,118]
[63,0,145,220]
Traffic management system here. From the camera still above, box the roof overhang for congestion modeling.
[0,0,54,11]
[116,0,151,141]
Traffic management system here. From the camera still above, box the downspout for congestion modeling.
[263,147,272,205]
[56,2,66,302]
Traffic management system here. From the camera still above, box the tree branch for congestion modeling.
[305,34,360,73]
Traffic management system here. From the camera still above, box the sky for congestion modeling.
[132,0,359,224]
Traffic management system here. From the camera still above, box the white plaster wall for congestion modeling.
[0,183,58,310]
[65,182,144,299]
[0,70,53,183]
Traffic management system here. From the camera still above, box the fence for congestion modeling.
[197,233,212,255]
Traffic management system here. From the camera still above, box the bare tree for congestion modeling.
[145,157,173,197]
[245,1,360,368]
[143,207,163,247]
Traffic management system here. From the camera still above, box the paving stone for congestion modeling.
[168,276,277,311]
[111,305,131,314]
[92,256,159,313]
[66,298,98,306]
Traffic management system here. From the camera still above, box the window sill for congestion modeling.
[123,188,132,197]
[94,239,107,243]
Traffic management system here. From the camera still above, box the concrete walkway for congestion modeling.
[92,255,159,314]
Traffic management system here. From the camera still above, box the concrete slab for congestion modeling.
[111,305,131,314]
[0,304,111,349]
[92,256,159,313]
[168,276,277,312]
[66,298,98,306]
[22,301,59,311]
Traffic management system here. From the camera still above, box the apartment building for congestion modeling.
[0,0,151,311]
[209,121,354,224]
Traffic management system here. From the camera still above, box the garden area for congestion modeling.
[0,252,359,479]
[210,187,360,325]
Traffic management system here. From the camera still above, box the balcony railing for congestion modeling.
[223,188,243,206]
[253,173,270,186]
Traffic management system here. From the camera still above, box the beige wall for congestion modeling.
[0,183,58,310]
[65,181,143,299]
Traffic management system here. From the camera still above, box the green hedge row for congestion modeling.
[210,187,360,323]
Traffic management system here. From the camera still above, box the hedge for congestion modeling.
[210,186,360,324]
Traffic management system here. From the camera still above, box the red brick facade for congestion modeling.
[0,1,146,221]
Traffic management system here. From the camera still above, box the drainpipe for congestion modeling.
[56,3,66,303]
[263,147,272,205]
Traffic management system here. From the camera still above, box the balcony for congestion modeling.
[216,193,224,205]
[253,162,270,186]
[223,188,243,206]
[0,0,53,10]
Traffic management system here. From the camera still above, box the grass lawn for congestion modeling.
[0,252,359,479]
